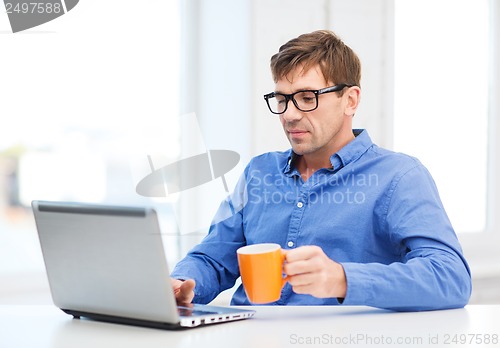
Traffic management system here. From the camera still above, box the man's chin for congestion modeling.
[291,145,310,156]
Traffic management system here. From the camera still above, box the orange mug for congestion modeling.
[237,243,288,304]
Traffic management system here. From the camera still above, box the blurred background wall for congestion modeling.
[1,0,499,304]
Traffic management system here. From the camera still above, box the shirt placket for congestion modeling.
[285,181,310,249]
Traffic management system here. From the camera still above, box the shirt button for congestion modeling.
[296,202,304,208]
[287,241,294,247]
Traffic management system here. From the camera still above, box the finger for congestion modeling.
[177,279,196,304]
[281,248,288,258]
[286,271,316,294]
[284,245,322,262]
[284,259,310,276]
[171,278,183,294]
[290,283,314,295]
[288,272,316,287]
[171,278,196,304]
[284,255,324,276]
[180,279,196,294]
[171,278,182,286]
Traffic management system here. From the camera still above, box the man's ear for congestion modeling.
[344,86,361,117]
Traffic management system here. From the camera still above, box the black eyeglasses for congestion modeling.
[263,84,353,115]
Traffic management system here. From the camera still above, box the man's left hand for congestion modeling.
[283,245,347,299]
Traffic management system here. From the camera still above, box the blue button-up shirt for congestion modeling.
[171,129,471,311]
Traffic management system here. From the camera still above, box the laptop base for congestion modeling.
[62,305,255,330]
[62,309,186,330]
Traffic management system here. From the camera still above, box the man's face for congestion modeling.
[275,65,355,160]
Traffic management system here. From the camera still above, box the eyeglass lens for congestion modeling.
[270,91,317,114]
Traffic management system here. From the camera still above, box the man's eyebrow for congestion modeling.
[274,87,317,94]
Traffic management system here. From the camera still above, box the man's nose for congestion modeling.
[281,100,303,122]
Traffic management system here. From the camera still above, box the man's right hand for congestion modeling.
[171,278,195,305]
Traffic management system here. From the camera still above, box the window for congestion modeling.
[394,0,490,233]
[0,0,181,276]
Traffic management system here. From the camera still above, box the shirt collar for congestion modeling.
[283,129,373,176]
[283,151,297,175]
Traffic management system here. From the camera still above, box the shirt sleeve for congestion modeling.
[170,170,249,304]
[340,163,472,311]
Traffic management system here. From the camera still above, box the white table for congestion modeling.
[1,305,499,348]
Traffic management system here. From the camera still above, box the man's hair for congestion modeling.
[270,30,361,89]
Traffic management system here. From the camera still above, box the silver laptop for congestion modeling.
[31,200,254,329]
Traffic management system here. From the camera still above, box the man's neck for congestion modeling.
[296,131,355,182]
[296,154,331,182]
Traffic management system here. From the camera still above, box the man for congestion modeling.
[171,30,471,311]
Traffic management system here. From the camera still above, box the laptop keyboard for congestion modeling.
[178,306,219,317]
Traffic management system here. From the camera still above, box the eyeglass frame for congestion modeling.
[263,83,354,115]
